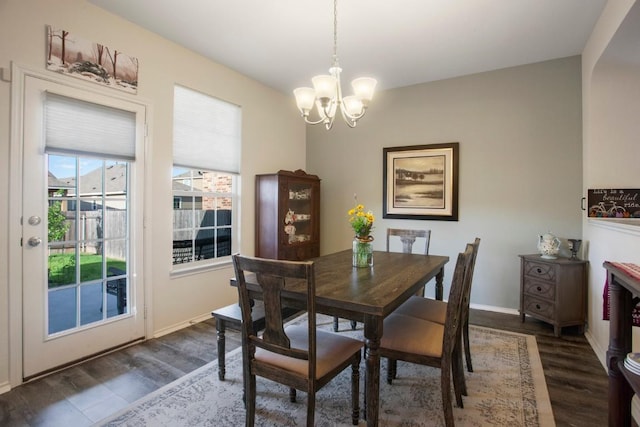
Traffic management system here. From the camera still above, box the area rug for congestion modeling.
[97,316,555,426]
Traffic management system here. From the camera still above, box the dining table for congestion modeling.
[231,249,449,426]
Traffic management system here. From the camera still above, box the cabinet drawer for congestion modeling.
[524,260,556,281]
[523,279,555,300]
[523,297,555,320]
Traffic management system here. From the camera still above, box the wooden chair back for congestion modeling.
[459,237,480,375]
[442,244,474,358]
[386,228,431,255]
[461,238,481,327]
[378,244,473,426]
[233,254,316,374]
[232,254,363,426]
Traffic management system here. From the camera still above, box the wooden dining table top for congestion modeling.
[232,249,449,318]
[308,249,448,315]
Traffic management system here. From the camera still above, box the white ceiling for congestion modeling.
[88,0,607,94]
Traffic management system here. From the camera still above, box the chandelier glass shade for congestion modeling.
[293,0,377,130]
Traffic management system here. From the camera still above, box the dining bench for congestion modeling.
[211,302,299,380]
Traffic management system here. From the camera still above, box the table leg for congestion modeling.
[364,315,383,426]
[607,277,633,427]
[435,267,445,301]
[216,319,226,381]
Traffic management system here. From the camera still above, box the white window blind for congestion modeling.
[173,86,241,174]
[45,92,136,160]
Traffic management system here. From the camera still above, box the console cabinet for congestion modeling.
[519,254,588,337]
[255,170,320,261]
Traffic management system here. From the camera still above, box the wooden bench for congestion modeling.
[211,302,299,380]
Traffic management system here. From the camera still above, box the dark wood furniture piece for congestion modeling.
[379,246,473,427]
[605,261,640,427]
[395,238,480,393]
[210,302,300,381]
[519,254,588,337]
[231,249,449,426]
[232,254,363,426]
[211,302,265,381]
[255,169,320,261]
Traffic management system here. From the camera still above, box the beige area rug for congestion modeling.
[97,315,555,426]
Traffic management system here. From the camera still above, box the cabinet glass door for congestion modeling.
[284,182,314,246]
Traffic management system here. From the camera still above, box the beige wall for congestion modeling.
[0,0,305,389]
[307,56,584,312]
[581,0,640,368]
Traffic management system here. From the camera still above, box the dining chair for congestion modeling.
[387,228,432,295]
[333,228,432,332]
[377,245,473,427]
[232,254,363,427]
[394,237,481,394]
[386,227,431,256]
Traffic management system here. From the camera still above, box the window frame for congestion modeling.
[171,85,241,273]
[171,167,238,272]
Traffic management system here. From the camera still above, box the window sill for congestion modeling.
[170,258,233,279]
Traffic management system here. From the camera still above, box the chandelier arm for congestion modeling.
[303,115,327,126]
[324,118,335,130]
[339,104,367,121]
[321,101,334,120]
[338,105,363,127]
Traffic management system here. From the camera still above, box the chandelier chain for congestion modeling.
[333,0,338,66]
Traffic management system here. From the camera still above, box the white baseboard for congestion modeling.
[584,328,608,372]
[0,381,11,395]
[469,302,520,316]
[152,312,213,339]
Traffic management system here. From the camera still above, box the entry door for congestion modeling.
[21,75,146,379]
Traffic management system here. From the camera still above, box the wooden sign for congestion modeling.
[587,189,640,218]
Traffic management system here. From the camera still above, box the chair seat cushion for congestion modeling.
[381,314,443,358]
[395,295,447,324]
[256,325,362,378]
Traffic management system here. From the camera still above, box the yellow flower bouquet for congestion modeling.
[348,200,375,267]
[348,203,375,238]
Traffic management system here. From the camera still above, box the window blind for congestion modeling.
[45,92,136,160]
[173,86,241,174]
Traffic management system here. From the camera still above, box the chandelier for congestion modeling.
[293,0,377,130]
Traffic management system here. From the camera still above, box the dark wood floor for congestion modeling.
[0,309,608,426]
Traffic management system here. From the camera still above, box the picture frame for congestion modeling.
[383,142,459,221]
[46,25,139,94]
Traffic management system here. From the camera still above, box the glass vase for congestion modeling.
[352,236,374,268]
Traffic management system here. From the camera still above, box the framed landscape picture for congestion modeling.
[46,26,139,94]
[383,142,459,221]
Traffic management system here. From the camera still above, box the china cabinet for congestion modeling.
[255,169,320,260]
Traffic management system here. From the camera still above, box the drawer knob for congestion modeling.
[536,286,542,292]
[535,304,541,310]
[536,268,542,274]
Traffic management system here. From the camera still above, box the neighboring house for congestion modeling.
[47,171,74,198]
[61,163,128,211]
